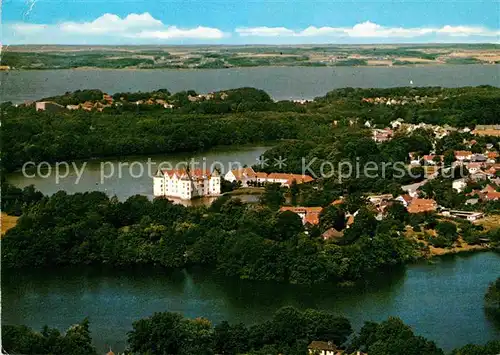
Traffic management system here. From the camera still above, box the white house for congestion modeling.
[452,178,467,193]
[395,194,413,207]
[153,168,220,200]
[307,341,339,355]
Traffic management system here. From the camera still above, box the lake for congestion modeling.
[1,65,499,103]
[3,252,499,353]
[6,145,270,203]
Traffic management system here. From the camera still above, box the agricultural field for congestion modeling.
[2,43,499,69]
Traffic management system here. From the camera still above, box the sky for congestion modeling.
[2,0,499,44]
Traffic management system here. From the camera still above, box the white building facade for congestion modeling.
[153,169,221,200]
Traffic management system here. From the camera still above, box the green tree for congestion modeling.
[349,317,444,355]
[319,205,346,232]
[274,210,304,241]
[484,277,500,325]
[260,183,285,210]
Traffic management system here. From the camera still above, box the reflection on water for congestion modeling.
[3,252,500,353]
[6,146,270,204]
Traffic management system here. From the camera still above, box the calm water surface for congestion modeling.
[3,253,499,353]
[6,145,269,203]
[1,65,499,103]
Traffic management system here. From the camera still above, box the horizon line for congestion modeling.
[4,42,500,47]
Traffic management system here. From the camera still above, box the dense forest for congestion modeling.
[2,86,500,172]
[4,307,500,355]
[3,174,500,283]
[1,180,419,284]
[3,86,500,281]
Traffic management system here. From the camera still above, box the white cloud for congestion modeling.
[236,27,296,37]
[9,23,48,34]
[59,13,163,35]
[236,21,500,40]
[135,27,224,39]
[437,25,497,37]
[4,15,499,44]
[4,12,226,43]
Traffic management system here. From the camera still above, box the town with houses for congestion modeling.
[149,104,500,246]
[34,91,230,112]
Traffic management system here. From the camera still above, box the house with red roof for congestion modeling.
[407,198,438,214]
[224,167,258,187]
[455,151,473,162]
[280,206,323,225]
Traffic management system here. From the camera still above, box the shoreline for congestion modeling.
[3,62,499,71]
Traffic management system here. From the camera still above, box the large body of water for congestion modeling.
[1,65,499,103]
[7,146,269,203]
[3,66,500,353]
[3,252,499,353]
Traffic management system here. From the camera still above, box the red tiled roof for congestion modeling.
[279,206,322,225]
[407,198,437,213]
[254,172,268,179]
[161,169,211,178]
[423,154,442,161]
[455,150,472,157]
[268,173,314,184]
[398,194,413,204]
[468,162,482,169]
[322,228,344,240]
[485,191,500,200]
[231,167,256,180]
[331,198,344,206]
[487,152,499,159]
[482,185,497,193]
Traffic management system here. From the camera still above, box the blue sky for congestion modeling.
[2,0,499,44]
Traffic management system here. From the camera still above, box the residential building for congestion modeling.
[473,125,500,137]
[153,168,220,200]
[408,152,421,166]
[423,155,442,165]
[443,210,484,222]
[367,194,393,205]
[224,168,314,188]
[455,151,473,162]
[279,206,322,225]
[307,341,342,355]
[465,198,479,205]
[322,228,344,241]
[482,185,497,194]
[407,198,438,214]
[487,151,499,163]
[81,101,95,111]
[266,173,314,187]
[470,171,488,181]
[452,179,467,193]
[466,162,483,174]
[224,167,257,187]
[484,191,500,201]
[395,194,413,207]
[471,154,487,163]
[372,128,393,143]
[35,101,65,112]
